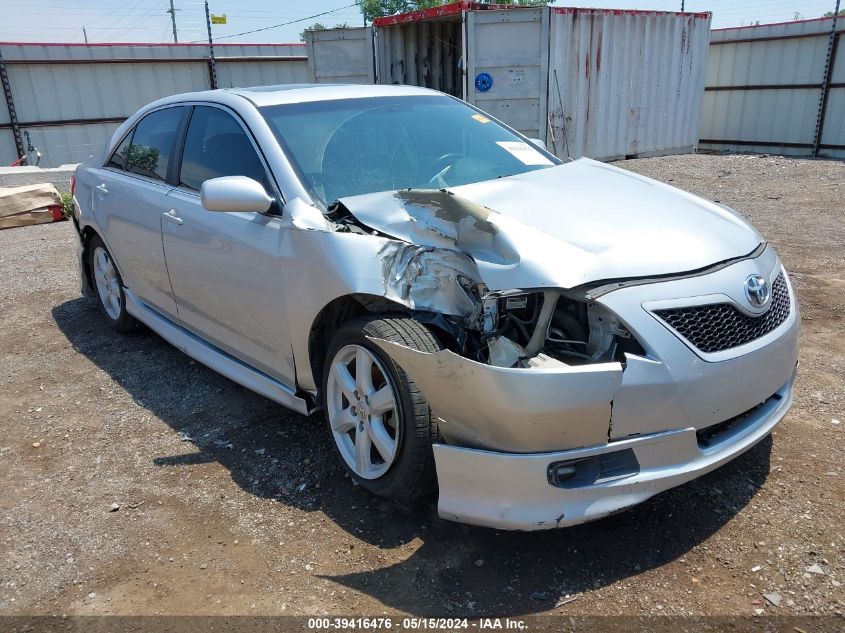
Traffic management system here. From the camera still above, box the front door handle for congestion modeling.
[163,209,183,225]
[95,183,108,196]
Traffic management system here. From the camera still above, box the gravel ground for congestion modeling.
[0,154,842,618]
[0,166,76,191]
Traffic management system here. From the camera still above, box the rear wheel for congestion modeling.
[322,316,442,504]
[89,235,137,333]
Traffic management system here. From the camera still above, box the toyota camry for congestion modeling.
[71,84,799,530]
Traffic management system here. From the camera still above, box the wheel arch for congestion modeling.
[79,224,101,294]
[307,293,411,403]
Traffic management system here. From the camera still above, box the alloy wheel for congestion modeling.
[92,246,122,321]
[326,344,400,480]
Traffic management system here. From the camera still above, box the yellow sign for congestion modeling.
[211,14,227,25]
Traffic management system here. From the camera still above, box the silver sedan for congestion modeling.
[72,84,799,530]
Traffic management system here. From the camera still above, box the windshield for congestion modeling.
[260,95,559,208]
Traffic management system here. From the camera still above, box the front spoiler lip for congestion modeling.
[433,370,796,531]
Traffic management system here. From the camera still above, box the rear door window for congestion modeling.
[126,107,184,182]
[179,106,269,192]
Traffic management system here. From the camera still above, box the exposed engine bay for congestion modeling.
[457,287,645,369]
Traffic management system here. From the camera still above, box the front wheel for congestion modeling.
[322,316,442,504]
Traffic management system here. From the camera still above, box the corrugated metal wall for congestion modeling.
[306,28,375,85]
[548,8,711,161]
[0,43,308,167]
[699,17,844,158]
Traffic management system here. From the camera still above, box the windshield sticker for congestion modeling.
[496,141,554,166]
[472,113,491,124]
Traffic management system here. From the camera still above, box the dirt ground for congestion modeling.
[0,154,842,619]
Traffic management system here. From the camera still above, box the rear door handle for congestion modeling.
[163,209,183,225]
[95,183,108,195]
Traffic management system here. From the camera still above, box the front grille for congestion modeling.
[654,272,790,353]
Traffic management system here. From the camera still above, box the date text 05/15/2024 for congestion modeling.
[307,617,527,630]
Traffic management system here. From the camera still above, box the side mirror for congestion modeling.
[527,137,547,151]
[200,176,273,213]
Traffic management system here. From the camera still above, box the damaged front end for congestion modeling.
[331,187,646,453]
[318,180,799,531]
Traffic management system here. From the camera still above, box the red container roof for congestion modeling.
[373,2,515,27]
[373,2,710,28]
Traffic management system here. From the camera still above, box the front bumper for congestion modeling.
[434,371,795,530]
[373,246,800,529]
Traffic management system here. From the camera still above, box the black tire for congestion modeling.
[322,315,442,504]
[89,235,137,333]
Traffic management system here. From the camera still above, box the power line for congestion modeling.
[99,0,166,35]
[85,0,145,28]
[102,1,169,43]
[201,2,360,42]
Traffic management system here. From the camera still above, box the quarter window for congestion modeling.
[106,132,132,171]
[179,106,268,192]
[126,107,184,181]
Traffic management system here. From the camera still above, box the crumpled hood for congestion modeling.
[339,157,763,290]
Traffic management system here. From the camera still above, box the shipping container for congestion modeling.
[306,27,375,85]
[549,8,710,160]
[306,2,712,161]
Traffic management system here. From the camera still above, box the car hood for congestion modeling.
[338,157,763,291]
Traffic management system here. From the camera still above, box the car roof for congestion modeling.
[170,83,442,109]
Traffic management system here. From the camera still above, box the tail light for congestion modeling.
[70,174,76,196]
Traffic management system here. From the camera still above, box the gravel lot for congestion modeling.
[0,154,842,618]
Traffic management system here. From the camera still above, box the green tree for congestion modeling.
[359,0,551,23]
[300,21,350,42]
[822,9,845,17]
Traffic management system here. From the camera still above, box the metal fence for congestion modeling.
[699,16,844,159]
[0,42,308,167]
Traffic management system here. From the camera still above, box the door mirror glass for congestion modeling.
[200,176,273,213]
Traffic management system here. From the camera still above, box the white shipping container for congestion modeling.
[548,8,711,160]
[306,28,375,85]
[308,3,712,162]
[466,8,550,142]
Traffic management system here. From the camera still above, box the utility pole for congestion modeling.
[204,0,218,89]
[83,25,88,44]
[167,0,179,43]
[681,1,685,11]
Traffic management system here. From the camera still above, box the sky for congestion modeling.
[0,1,839,45]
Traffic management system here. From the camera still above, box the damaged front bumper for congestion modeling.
[372,338,622,452]
[433,371,795,530]
[370,246,799,530]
